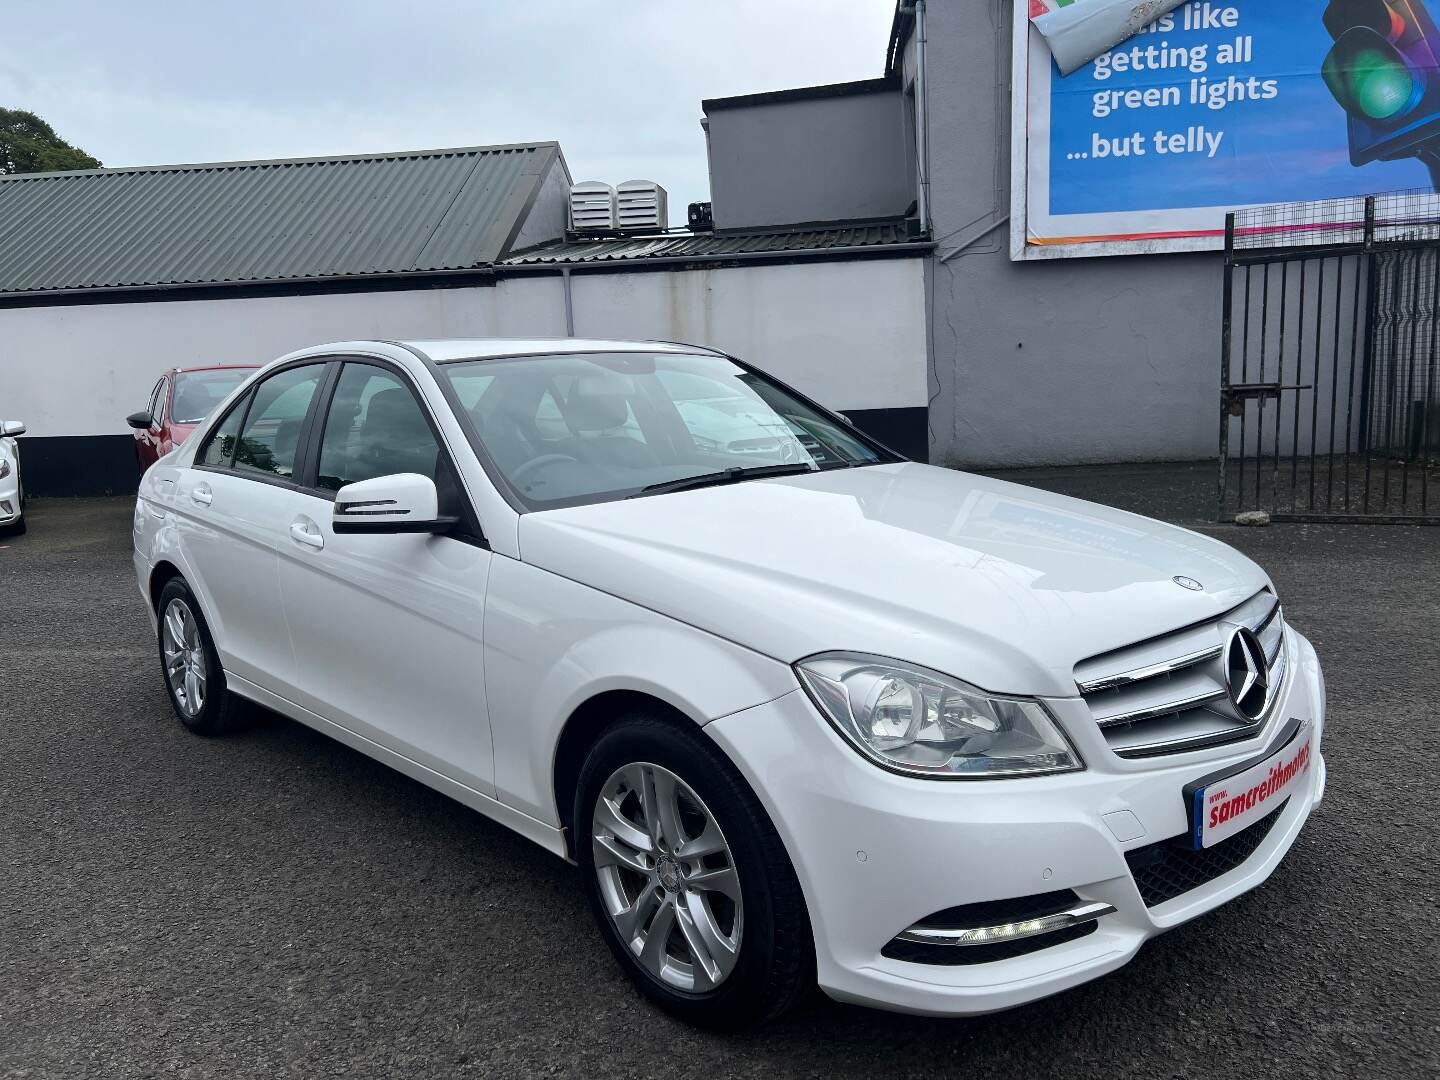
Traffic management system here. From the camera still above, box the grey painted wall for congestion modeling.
[919,1,1224,468]
[704,86,914,230]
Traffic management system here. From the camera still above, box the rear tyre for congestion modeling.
[575,712,813,1028]
[156,577,251,735]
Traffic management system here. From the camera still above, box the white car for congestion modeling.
[0,419,26,535]
[132,339,1327,1027]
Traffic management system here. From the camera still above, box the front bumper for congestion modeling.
[705,627,1326,1017]
[0,475,20,524]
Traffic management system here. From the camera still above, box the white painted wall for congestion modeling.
[0,257,926,438]
[567,258,927,412]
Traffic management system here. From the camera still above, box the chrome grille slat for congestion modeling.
[1094,688,1229,729]
[1076,645,1222,695]
[1075,590,1286,759]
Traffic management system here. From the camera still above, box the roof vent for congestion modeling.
[569,181,617,233]
[616,180,668,232]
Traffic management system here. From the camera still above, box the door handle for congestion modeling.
[289,518,325,550]
[191,483,212,506]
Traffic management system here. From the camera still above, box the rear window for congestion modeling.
[171,369,255,424]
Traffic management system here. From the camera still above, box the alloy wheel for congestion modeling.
[161,598,207,717]
[591,762,743,992]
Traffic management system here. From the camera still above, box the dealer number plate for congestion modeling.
[1189,723,1313,849]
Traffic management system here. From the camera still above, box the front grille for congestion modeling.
[1074,590,1286,758]
[1125,799,1288,907]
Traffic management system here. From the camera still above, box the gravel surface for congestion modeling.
[2,478,1437,1079]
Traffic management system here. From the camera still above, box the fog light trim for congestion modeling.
[895,900,1116,947]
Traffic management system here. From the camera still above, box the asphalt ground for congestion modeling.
[2,468,1438,1078]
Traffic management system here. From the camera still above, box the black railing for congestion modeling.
[1220,192,1440,523]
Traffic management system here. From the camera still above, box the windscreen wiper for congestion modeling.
[629,463,817,498]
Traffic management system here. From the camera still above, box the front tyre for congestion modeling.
[156,577,251,735]
[575,713,813,1028]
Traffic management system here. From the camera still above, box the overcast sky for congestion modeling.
[0,1,897,222]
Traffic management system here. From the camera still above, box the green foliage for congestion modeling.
[0,108,101,175]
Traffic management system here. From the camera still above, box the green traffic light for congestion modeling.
[1352,47,1416,117]
[1324,35,1421,120]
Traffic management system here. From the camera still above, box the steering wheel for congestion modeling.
[510,453,581,489]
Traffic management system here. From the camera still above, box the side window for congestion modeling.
[147,379,166,426]
[316,364,443,492]
[233,366,325,479]
[198,392,250,468]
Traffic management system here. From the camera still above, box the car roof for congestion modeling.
[168,364,261,375]
[396,338,724,363]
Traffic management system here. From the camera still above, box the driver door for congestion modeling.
[275,360,497,795]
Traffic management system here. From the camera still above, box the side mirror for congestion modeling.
[332,473,457,535]
[125,411,153,430]
[0,420,24,437]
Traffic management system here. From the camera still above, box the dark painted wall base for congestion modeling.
[19,408,928,498]
[843,407,928,462]
[21,435,140,497]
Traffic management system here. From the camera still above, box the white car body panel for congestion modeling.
[483,554,797,823]
[131,338,1328,1018]
[170,465,299,689]
[518,462,1270,696]
[708,631,1325,1015]
[273,484,499,795]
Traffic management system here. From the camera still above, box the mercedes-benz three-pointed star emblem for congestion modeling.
[1225,626,1270,722]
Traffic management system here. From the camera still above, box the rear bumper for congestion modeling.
[705,628,1326,1017]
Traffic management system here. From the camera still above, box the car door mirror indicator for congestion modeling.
[332,472,457,535]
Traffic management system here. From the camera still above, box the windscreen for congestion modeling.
[171,369,256,424]
[440,352,888,509]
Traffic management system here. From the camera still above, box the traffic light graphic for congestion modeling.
[1322,0,1440,177]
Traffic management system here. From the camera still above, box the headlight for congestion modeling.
[0,456,10,479]
[795,653,1082,779]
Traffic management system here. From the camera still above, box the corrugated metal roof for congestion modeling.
[502,221,920,265]
[0,143,559,295]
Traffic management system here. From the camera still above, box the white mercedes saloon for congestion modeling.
[133,339,1327,1026]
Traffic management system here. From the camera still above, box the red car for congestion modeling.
[128,365,258,471]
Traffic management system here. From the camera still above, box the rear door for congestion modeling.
[175,361,331,693]
[273,359,497,794]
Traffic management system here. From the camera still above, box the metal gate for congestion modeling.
[1220,192,1440,523]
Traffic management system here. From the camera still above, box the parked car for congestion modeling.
[0,419,26,535]
[128,365,258,471]
[132,339,1327,1027]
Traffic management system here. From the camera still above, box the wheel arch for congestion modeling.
[148,559,186,610]
[552,689,702,860]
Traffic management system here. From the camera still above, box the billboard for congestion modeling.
[1013,0,1440,258]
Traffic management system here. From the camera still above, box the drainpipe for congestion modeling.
[562,266,575,336]
[912,0,932,236]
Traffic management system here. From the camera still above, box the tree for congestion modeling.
[0,108,101,175]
